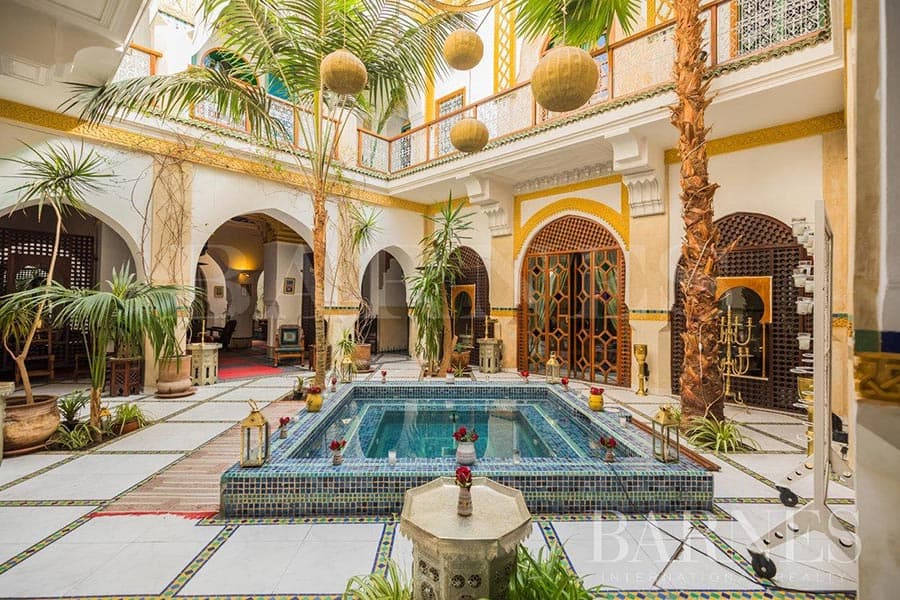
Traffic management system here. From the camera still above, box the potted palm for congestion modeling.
[0,143,108,456]
[408,198,472,376]
[12,264,189,429]
[334,329,357,383]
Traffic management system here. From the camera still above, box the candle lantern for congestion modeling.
[339,355,354,383]
[545,352,561,384]
[240,400,270,467]
[651,405,680,463]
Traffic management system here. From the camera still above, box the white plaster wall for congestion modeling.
[263,241,306,346]
[519,182,622,224]
[198,259,228,327]
[666,136,824,299]
[96,222,135,285]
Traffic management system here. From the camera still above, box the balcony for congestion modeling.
[113,0,832,180]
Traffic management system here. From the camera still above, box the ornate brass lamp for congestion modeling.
[651,405,680,463]
[240,400,269,467]
[633,344,648,396]
[339,354,354,383]
[545,352,561,384]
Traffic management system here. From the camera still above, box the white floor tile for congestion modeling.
[0,454,181,501]
[105,400,198,421]
[212,387,291,402]
[99,422,232,452]
[0,506,96,564]
[277,539,379,594]
[0,453,72,486]
[704,456,780,498]
[168,401,271,422]
[304,523,382,542]
[737,426,801,451]
[727,454,856,500]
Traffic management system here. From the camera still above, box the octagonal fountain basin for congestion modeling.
[220,383,713,517]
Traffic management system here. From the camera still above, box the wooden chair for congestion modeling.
[273,325,304,367]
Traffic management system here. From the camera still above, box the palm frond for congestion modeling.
[511,0,640,47]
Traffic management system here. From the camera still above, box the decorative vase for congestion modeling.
[446,373,455,385]
[306,393,323,412]
[3,395,60,457]
[589,393,604,411]
[456,441,476,465]
[332,450,343,466]
[457,485,473,517]
[604,448,615,463]
[279,426,287,439]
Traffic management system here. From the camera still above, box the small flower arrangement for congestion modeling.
[520,370,530,382]
[561,377,569,389]
[599,436,617,449]
[455,466,473,488]
[453,426,478,443]
[380,369,387,383]
[330,375,338,391]
[279,416,291,427]
[590,386,604,396]
[307,385,322,395]
[329,439,347,452]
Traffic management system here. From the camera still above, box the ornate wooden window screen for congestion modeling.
[519,216,630,385]
[454,247,490,364]
[671,212,806,411]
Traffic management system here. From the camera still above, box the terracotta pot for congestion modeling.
[118,419,142,435]
[352,343,371,371]
[450,350,471,369]
[306,393,323,412]
[156,356,195,397]
[3,395,60,457]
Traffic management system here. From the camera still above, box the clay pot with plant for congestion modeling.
[0,143,108,456]
[112,402,149,435]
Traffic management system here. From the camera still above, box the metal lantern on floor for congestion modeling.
[240,400,269,467]
[450,118,489,153]
[339,355,354,383]
[651,405,680,463]
[546,352,561,384]
[532,46,599,113]
[443,29,484,70]
[320,49,368,95]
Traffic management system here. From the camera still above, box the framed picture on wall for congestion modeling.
[213,285,225,298]
[283,277,296,295]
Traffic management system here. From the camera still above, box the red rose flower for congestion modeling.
[329,439,346,452]
[455,466,472,486]
[590,387,604,395]
[381,370,387,376]
[307,385,322,394]
[520,370,529,378]
[279,416,291,427]
[561,377,569,386]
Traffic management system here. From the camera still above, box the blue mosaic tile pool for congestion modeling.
[220,383,714,517]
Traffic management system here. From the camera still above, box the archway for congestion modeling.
[360,250,409,354]
[0,206,140,381]
[518,216,630,385]
[191,212,313,377]
[670,212,805,411]
[452,247,490,365]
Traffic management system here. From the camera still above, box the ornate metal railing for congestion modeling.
[359,0,830,175]
[112,43,161,81]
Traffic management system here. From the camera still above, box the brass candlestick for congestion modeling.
[633,344,648,396]
[719,305,753,406]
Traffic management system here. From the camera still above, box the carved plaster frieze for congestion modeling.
[512,162,612,195]
[623,170,664,217]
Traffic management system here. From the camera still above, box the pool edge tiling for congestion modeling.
[220,383,714,517]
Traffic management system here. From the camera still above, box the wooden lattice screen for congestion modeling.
[671,212,807,411]
[518,216,630,386]
[455,247,490,364]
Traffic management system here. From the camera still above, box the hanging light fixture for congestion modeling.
[443,29,484,70]
[532,45,598,113]
[320,49,368,95]
[450,117,489,153]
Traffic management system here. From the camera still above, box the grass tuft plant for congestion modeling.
[343,559,411,599]
[508,545,601,600]
[685,416,759,453]
[112,403,149,434]
[49,422,98,451]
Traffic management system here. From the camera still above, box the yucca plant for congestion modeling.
[57,389,90,430]
[0,143,109,403]
[508,545,601,600]
[685,416,759,453]
[343,559,411,599]
[65,0,470,387]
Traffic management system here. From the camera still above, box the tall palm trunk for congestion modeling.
[672,0,724,421]
[313,186,328,386]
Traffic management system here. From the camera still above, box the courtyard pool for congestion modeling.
[220,383,713,517]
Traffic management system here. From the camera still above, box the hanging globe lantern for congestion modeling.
[320,49,367,95]
[443,29,484,71]
[531,46,599,113]
[450,118,489,153]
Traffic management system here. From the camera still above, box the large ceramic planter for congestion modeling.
[456,441,476,465]
[3,394,60,457]
[0,382,15,462]
[352,343,372,372]
[306,393,323,412]
[156,356,195,398]
[451,350,471,370]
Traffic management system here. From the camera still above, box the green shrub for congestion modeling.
[508,545,600,600]
[685,416,759,453]
[343,559,411,599]
[57,390,89,427]
[112,402,149,434]
[49,422,97,450]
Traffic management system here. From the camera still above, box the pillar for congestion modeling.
[490,234,517,368]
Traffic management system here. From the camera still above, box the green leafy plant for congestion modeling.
[453,364,466,378]
[49,422,99,451]
[685,416,759,453]
[112,402,149,434]
[57,390,89,428]
[508,545,601,599]
[343,558,411,599]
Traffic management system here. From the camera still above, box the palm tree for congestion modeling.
[511,0,722,420]
[65,0,468,386]
[408,198,472,376]
[9,265,189,428]
[0,143,109,404]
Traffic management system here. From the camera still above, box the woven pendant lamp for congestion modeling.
[531,46,598,113]
[450,118,489,153]
[443,29,484,70]
[320,49,368,95]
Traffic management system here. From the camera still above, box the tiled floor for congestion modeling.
[0,355,857,599]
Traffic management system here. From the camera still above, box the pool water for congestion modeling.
[289,396,635,461]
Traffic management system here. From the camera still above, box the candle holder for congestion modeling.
[633,344,648,396]
[719,305,753,407]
